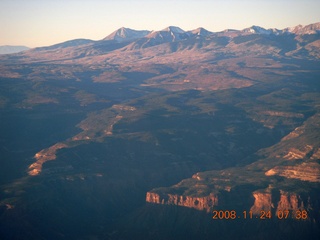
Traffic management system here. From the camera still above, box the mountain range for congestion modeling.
[0,22,317,68]
[0,22,320,240]
[34,22,320,48]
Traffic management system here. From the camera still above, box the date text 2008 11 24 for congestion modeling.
[212,210,308,220]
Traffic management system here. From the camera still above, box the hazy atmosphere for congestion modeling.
[1,0,320,47]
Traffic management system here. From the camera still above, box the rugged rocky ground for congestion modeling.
[0,23,319,239]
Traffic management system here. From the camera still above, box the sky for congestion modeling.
[0,0,319,48]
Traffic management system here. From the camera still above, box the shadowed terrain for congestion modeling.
[0,23,320,239]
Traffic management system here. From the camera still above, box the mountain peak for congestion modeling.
[190,27,212,36]
[103,27,150,42]
[145,26,187,42]
[161,26,185,33]
[242,25,272,35]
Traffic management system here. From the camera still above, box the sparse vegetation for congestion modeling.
[0,23,320,239]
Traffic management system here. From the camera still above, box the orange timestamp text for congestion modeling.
[212,210,308,220]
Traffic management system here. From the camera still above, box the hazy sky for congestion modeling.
[1,0,319,48]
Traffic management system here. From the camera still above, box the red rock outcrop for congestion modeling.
[276,190,305,211]
[265,162,320,182]
[146,192,218,213]
[250,191,273,214]
[250,189,312,215]
[147,189,316,215]
[28,142,69,176]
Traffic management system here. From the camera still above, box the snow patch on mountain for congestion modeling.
[189,27,213,37]
[242,26,281,35]
[161,26,185,34]
[242,23,320,36]
[104,27,150,42]
[145,26,188,42]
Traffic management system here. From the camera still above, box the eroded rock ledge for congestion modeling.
[146,192,218,213]
[265,162,320,182]
[250,190,313,214]
[146,189,318,215]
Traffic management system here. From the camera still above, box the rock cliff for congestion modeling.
[265,162,320,182]
[276,190,306,211]
[146,192,218,213]
[250,189,313,215]
[250,191,273,213]
[147,188,318,216]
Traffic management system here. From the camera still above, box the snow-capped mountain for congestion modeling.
[123,26,213,49]
[242,23,320,36]
[3,22,320,62]
[146,26,189,42]
[188,27,213,37]
[161,26,185,34]
[242,26,282,35]
[103,27,150,42]
[285,22,320,35]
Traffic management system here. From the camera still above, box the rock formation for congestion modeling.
[146,192,218,213]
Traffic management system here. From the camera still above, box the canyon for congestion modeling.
[0,23,320,239]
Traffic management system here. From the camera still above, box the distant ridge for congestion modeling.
[0,45,30,54]
[1,22,319,62]
[242,25,281,35]
[32,39,94,52]
[285,22,320,35]
[242,22,320,35]
[189,27,213,37]
[2,23,319,54]
[103,22,320,41]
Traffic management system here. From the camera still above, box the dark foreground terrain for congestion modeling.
[0,23,320,239]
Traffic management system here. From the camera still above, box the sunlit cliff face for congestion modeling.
[146,192,218,213]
